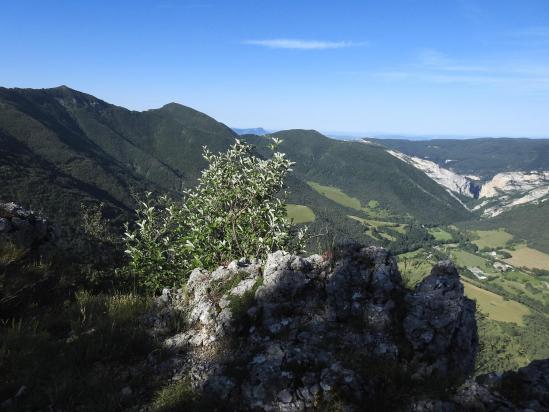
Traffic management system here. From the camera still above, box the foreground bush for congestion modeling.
[124,138,305,292]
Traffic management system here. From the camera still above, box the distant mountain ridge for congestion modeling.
[232,127,270,136]
[1,86,547,251]
[0,86,237,227]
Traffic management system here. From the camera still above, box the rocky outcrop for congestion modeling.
[412,359,549,411]
[0,202,59,313]
[0,202,58,252]
[151,245,479,410]
[403,260,478,381]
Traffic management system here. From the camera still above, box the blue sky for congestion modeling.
[2,0,549,137]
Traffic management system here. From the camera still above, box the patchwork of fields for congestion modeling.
[394,223,549,374]
[462,279,530,325]
[504,246,549,271]
[303,180,549,367]
[472,229,513,249]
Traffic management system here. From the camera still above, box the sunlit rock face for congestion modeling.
[478,171,549,216]
[480,171,549,198]
[387,150,479,198]
[386,149,549,217]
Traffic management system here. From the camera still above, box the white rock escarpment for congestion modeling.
[387,150,477,198]
[386,149,549,217]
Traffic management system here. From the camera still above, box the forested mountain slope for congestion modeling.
[245,130,473,223]
[0,86,237,226]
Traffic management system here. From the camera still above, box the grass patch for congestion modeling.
[379,232,396,241]
[0,242,27,266]
[285,204,316,224]
[151,379,198,412]
[349,215,407,242]
[209,271,248,301]
[227,276,263,320]
[308,181,362,210]
[504,246,549,271]
[472,229,513,249]
[462,279,530,325]
[448,249,496,274]
[0,292,160,410]
[428,227,453,241]
[307,181,394,219]
[348,216,407,233]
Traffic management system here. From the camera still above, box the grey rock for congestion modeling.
[121,386,132,397]
[0,218,11,233]
[403,261,477,380]
[15,385,27,398]
[278,389,293,403]
[0,202,57,252]
[147,247,491,411]
[227,260,240,272]
[230,278,257,297]
[159,288,171,304]
[211,266,231,282]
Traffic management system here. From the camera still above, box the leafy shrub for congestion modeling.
[124,138,305,292]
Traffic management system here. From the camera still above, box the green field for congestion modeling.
[462,280,530,325]
[472,229,513,249]
[398,250,534,325]
[428,227,453,241]
[504,246,549,271]
[348,215,407,232]
[308,181,362,210]
[285,204,316,224]
[307,181,392,218]
[449,249,491,269]
[349,215,407,242]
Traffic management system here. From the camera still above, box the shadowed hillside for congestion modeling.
[0,86,237,228]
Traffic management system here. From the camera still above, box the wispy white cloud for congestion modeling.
[509,26,549,38]
[244,39,366,50]
[506,26,549,47]
[417,49,490,72]
[372,48,549,92]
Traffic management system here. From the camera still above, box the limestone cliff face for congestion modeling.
[149,245,481,410]
[386,148,549,217]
